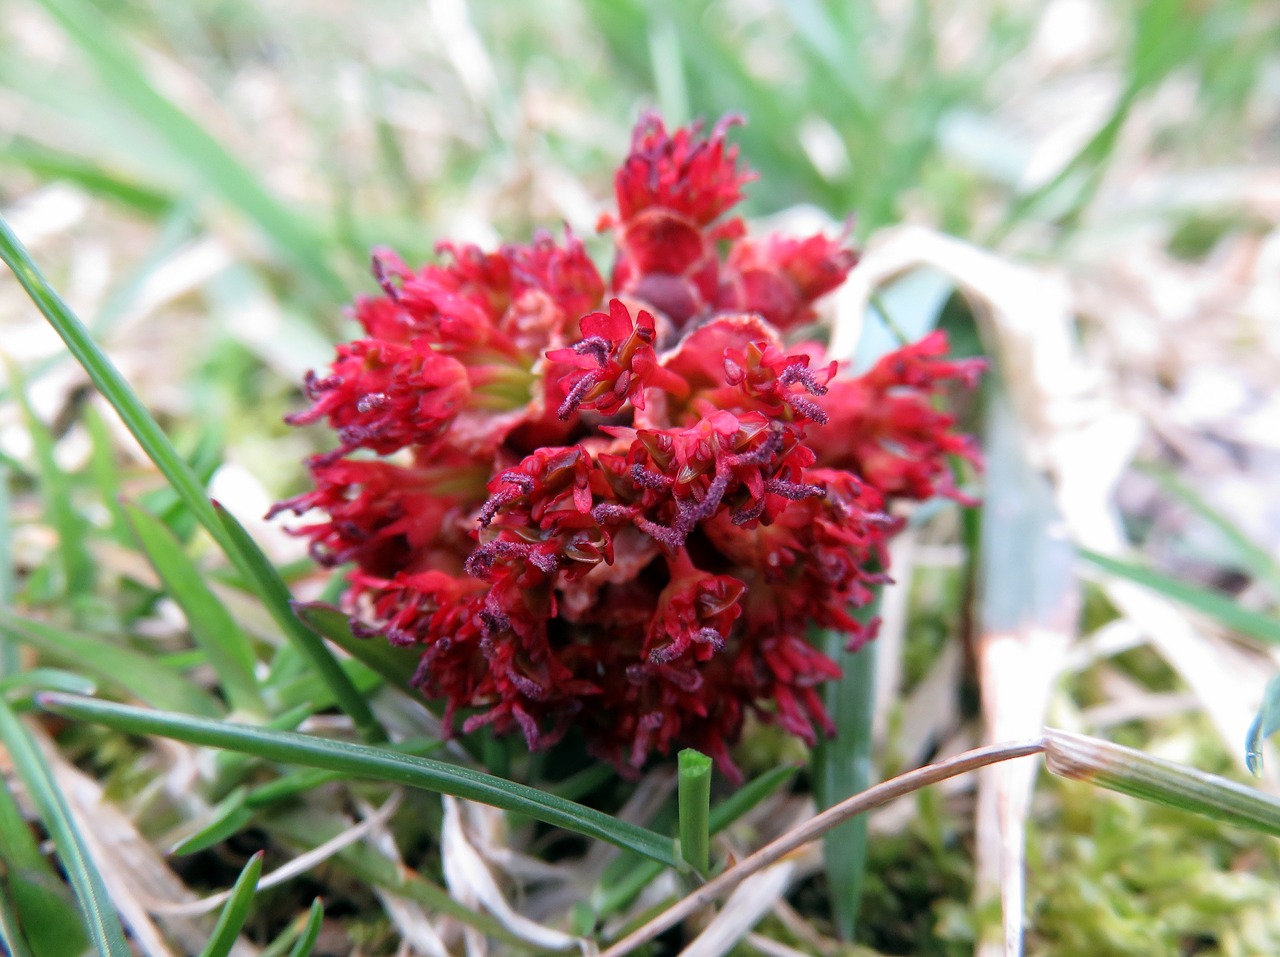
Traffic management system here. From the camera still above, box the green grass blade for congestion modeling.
[6,361,93,599]
[122,501,265,717]
[1079,548,1280,644]
[259,897,324,957]
[0,886,35,957]
[0,464,16,677]
[0,140,173,216]
[0,668,96,699]
[38,692,679,867]
[287,899,325,957]
[293,601,421,697]
[0,217,386,742]
[82,405,129,544]
[677,749,711,876]
[169,789,254,857]
[1046,727,1280,836]
[0,700,130,957]
[811,628,876,940]
[213,504,387,742]
[0,775,90,957]
[591,763,799,919]
[197,851,263,957]
[1140,465,1280,598]
[0,611,222,717]
[30,0,345,300]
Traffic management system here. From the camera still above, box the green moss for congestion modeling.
[1028,764,1280,956]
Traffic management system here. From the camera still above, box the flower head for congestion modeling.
[276,113,981,779]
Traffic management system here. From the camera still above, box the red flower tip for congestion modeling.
[613,112,754,226]
[286,339,470,455]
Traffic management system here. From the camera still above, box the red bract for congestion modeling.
[276,113,981,780]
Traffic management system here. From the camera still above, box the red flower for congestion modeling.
[718,232,859,331]
[813,331,985,502]
[275,113,981,779]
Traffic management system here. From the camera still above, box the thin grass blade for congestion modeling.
[169,788,254,857]
[37,692,679,867]
[0,610,221,717]
[286,898,325,957]
[0,464,15,677]
[123,500,265,716]
[811,620,876,940]
[1140,465,1280,598]
[1044,727,1280,836]
[214,504,387,742]
[0,700,129,957]
[292,601,420,697]
[0,774,89,957]
[1080,548,1280,644]
[196,851,263,957]
[591,763,799,919]
[6,360,93,599]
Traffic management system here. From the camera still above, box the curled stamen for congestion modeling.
[477,472,536,527]
[779,361,829,396]
[557,371,602,419]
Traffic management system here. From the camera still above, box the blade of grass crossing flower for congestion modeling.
[196,851,263,957]
[1246,673,1280,775]
[30,0,346,300]
[0,610,222,717]
[0,700,130,957]
[5,360,93,600]
[812,609,878,940]
[0,774,91,957]
[0,219,386,742]
[123,501,265,717]
[677,749,712,876]
[1079,549,1280,644]
[1044,727,1280,836]
[214,503,387,742]
[37,692,679,867]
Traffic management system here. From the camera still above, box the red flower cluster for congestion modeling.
[274,113,982,779]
